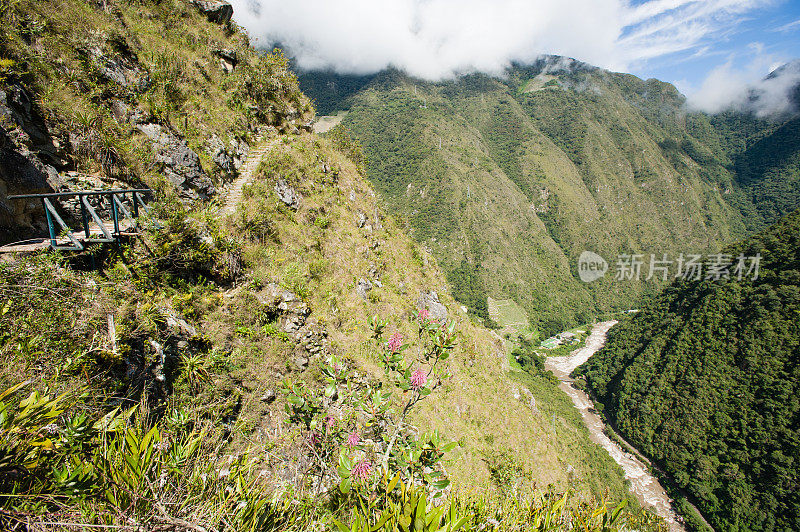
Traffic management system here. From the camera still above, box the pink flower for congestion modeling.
[410,368,427,389]
[386,332,403,353]
[325,415,336,430]
[346,431,360,448]
[352,460,372,481]
[419,308,430,321]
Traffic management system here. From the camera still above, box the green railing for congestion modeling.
[7,189,153,251]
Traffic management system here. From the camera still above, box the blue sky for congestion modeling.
[232,0,800,111]
[629,0,800,91]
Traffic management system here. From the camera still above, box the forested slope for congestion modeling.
[576,209,800,531]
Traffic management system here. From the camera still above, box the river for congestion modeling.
[544,321,685,531]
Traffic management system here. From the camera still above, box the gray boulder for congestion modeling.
[356,278,372,300]
[260,389,276,403]
[207,134,234,174]
[88,46,149,92]
[138,123,214,201]
[274,178,300,210]
[212,48,238,73]
[230,138,248,170]
[191,0,233,24]
[207,134,248,177]
[355,210,367,228]
[417,290,448,321]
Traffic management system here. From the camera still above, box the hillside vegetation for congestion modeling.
[0,0,312,242]
[299,58,800,336]
[0,1,664,530]
[576,209,800,531]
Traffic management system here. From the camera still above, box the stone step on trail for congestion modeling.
[220,139,276,216]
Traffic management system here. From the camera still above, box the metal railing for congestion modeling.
[7,189,154,251]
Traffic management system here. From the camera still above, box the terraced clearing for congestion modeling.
[312,110,349,133]
[487,296,529,334]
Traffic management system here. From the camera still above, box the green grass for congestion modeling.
[508,370,635,505]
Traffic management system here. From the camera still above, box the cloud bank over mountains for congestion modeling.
[231,0,798,114]
[686,58,800,115]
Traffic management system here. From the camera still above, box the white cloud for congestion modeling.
[229,0,770,79]
[774,18,800,32]
[685,54,800,115]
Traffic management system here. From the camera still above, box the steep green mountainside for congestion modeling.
[711,111,800,231]
[0,2,661,530]
[298,58,800,335]
[576,209,800,531]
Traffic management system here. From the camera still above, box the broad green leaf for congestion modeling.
[387,472,401,493]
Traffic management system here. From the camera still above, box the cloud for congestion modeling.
[229,0,770,79]
[685,54,800,115]
[774,18,800,32]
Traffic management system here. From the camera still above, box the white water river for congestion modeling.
[544,321,685,531]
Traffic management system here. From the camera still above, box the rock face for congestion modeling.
[0,86,66,243]
[417,290,448,321]
[191,0,233,24]
[88,46,149,91]
[207,134,248,179]
[274,178,300,210]
[137,123,214,201]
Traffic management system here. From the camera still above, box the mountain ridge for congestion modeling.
[298,58,792,334]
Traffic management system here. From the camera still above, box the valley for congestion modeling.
[1,0,798,529]
[299,59,800,338]
[545,321,684,531]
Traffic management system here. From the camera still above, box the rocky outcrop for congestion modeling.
[137,123,214,201]
[211,48,238,74]
[206,134,248,178]
[88,46,149,91]
[274,178,300,210]
[191,0,233,24]
[0,86,66,243]
[417,290,448,321]
[355,210,367,228]
[256,283,330,362]
[353,206,383,233]
[356,278,372,299]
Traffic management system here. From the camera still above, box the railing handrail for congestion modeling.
[8,189,153,200]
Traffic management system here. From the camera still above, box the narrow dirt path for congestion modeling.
[545,321,686,531]
[220,139,275,216]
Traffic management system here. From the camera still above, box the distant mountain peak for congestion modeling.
[765,58,800,80]
[744,59,800,118]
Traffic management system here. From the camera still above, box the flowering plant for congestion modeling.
[282,311,460,497]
